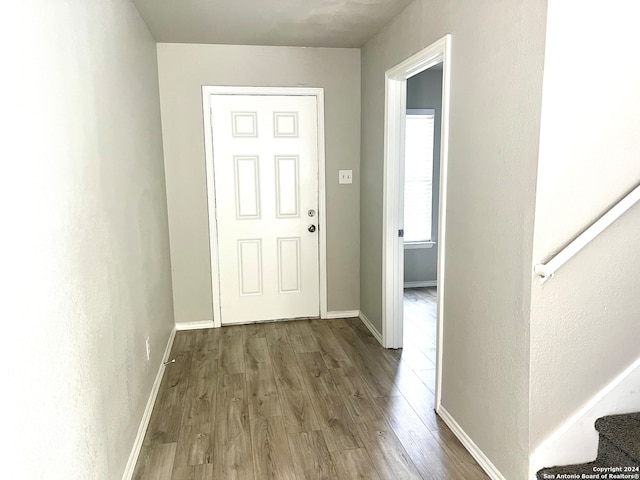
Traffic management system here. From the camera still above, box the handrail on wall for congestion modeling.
[534,183,640,283]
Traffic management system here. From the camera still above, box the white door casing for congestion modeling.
[383,35,451,409]
[203,88,326,325]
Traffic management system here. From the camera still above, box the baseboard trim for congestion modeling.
[404,280,437,288]
[437,406,506,480]
[324,310,360,319]
[175,320,214,331]
[122,327,176,480]
[358,311,383,346]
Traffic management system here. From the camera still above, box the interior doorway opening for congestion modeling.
[382,35,451,409]
[401,65,443,395]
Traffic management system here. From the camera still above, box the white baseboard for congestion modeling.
[175,320,214,331]
[122,327,176,480]
[324,310,360,319]
[437,406,506,480]
[404,280,437,288]
[529,356,640,479]
[358,311,383,346]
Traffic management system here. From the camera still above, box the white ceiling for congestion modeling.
[132,0,415,48]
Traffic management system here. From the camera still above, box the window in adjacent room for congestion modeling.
[403,109,435,245]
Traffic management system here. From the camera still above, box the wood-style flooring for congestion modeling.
[133,287,488,479]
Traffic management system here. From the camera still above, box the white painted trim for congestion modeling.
[382,35,452,413]
[316,90,328,320]
[437,406,506,480]
[382,62,407,350]
[122,327,176,480]
[324,310,360,319]
[175,320,214,331]
[529,356,640,480]
[534,183,640,283]
[403,280,437,288]
[404,241,436,249]
[434,37,451,411]
[202,86,328,327]
[358,311,383,345]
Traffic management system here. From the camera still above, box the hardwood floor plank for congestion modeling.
[245,335,281,419]
[213,373,254,480]
[245,347,282,419]
[309,320,352,369]
[320,318,353,329]
[268,339,320,433]
[286,320,320,353]
[296,351,363,452]
[171,464,213,480]
[355,423,421,480]
[172,331,197,355]
[245,334,270,365]
[173,422,213,467]
[429,427,491,479]
[375,395,461,479]
[182,359,217,427]
[329,366,387,430]
[250,416,297,480]
[413,368,436,394]
[219,326,246,374]
[346,326,405,384]
[331,448,381,480]
[329,325,400,398]
[192,328,220,362]
[263,321,290,346]
[133,443,177,480]
[245,322,267,339]
[288,430,339,480]
[392,363,447,432]
[345,317,380,346]
[403,287,437,343]
[144,352,192,445]
[398,343,435,371]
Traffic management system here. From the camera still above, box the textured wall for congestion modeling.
[157,43,361,323]
[1,1,174,478]
[530,0,640,449]
[359,0,547,478]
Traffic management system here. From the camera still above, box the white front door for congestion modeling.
[209,94,320,324]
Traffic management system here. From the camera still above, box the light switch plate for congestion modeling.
[338,170,353,184]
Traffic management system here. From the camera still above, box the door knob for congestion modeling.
[308,225,316,233]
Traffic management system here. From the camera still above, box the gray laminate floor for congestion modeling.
[133,287,488,479]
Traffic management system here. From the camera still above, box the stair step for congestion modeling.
[597,433,639,467]
[537,461,604,479]
[595,413,640,463]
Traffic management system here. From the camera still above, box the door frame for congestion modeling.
[202,86,328,328]
[382,35,451,409]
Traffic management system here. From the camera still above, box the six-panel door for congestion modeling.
[209,94,320,324]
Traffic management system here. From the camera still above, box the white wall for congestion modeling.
[156,44,361,324]
[359,0,548,478]
[0,1,174,479]
[530,0,640,449]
